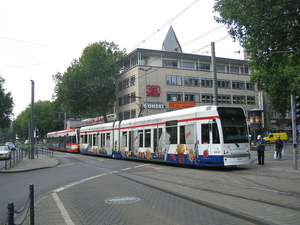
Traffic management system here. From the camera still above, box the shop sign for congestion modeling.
[147,85,160,97]
[169,102,196,109]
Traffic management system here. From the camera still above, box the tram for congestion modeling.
[75,105,251,167]
[47,129,80,153]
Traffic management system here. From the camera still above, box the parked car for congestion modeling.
[0,146,11,160]
[8,143,16,150]
[263,132,288,144]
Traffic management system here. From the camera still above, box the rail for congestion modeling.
[3,146,53,170]
[5,184,34,225]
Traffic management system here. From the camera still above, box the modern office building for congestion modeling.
[116,26,257,121]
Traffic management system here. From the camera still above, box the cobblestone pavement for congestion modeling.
[11,148,300,225]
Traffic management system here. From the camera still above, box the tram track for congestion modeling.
[116,168,300,211]
[51,153,300,224]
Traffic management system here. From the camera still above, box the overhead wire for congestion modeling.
[128,0,199,54]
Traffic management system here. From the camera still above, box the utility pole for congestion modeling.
[211,42,218,105]
[30,80,35,159]
[139,67,152,116]
[291,94,298,170]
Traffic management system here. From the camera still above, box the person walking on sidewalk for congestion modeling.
[274,135,283,160]
[257,135,266,165]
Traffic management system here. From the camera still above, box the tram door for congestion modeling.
[200,124,211,157]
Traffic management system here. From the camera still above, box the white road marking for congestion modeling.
[52,192,75,225]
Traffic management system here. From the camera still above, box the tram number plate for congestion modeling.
[237,158,242,160]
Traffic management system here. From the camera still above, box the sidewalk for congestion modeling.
[0,154,60,173]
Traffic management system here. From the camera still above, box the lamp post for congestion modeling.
[30,80,35,159]
[139,67,152,116]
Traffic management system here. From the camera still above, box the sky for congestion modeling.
[0,0,244,118]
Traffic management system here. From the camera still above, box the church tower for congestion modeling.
[162,26,183,53]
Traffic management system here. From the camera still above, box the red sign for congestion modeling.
[147,85,160,97]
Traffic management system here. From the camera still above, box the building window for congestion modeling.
[217,79,231,89]
[167,92,183,102]
[123,78,129,89]
[285,111,290,119]
[118,97,122,106]
[185,93,200,102]
[131,92,136,103]
[196,63,210,71]
[201,78,213,87]
[227,65,239,74]
[233,95,246,104]
[166,75,182,86]
[124,111,130,120]
[216,65,226,73]
[246,82,255,90]
[271,109,277,118]
[202,94,213,103]
[130,76,135,86]
[123,94,130,105]
[247,96,255,105]
[179,61,194,69]
[241,67,249,74]
[131,109,136,119]
[184,77,199,86]
[162,59,178,68]
[218,95,231,104]
[118,81,122,91]
[232,81,245,89]
[119,112,123,121]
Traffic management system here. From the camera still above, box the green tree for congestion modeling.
[53,41,126,122]
[214,0,300,115]
[0,76,14,129]
[14,101,64,141]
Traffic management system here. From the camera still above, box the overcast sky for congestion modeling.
[0,0,243,118]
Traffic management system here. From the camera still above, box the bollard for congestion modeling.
[30,184,34,225]
[7,201,14,225]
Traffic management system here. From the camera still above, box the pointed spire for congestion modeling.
[162,25,182,53]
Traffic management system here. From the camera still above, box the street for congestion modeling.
[1,148,299,224]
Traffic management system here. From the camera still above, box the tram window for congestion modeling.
[93,134,96,146]
[166,126,178,144]
[212,123,220,144]
[202,124,209,144]
[153,128,163,150]
[139,130,143,147]
[101,133,105,148]
[145,129,151,147]
[106,133,111,147]
[180,126,186,144]
[122,132,127,147]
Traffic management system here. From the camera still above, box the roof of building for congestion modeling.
[162,26,183,53]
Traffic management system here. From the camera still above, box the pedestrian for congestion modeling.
[257,135,266,165]
[274,135,283,160]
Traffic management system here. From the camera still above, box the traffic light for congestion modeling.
[295,95,300,119]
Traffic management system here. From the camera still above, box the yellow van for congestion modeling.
[263,132,288,143]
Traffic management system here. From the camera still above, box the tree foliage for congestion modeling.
[0,76,14,129]
[14,100,64,141]
[53,41,126,122]
[214,0,300,115]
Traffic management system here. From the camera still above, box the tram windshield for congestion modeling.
[217,107,248,143]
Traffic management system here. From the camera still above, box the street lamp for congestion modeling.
[139,67,152,116]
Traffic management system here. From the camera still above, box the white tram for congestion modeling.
[47,129,80,153]
[79,106,251,167]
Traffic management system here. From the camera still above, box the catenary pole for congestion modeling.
[211,42,218,105]
[291,94,298,170]
[30,80,35,159]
